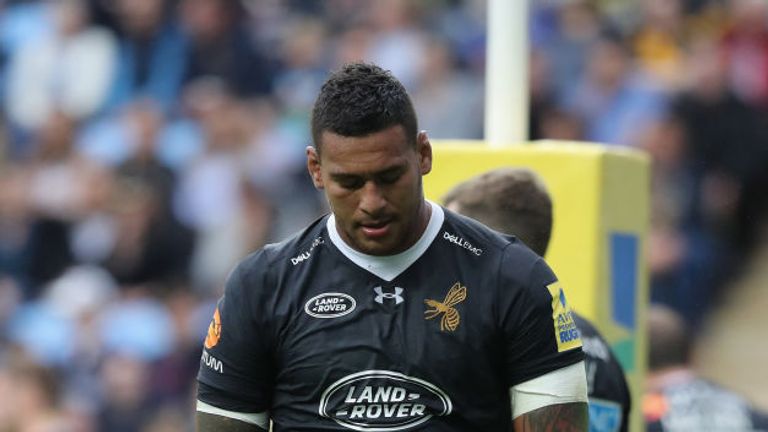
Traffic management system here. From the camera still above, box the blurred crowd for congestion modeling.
[0,0,767,430]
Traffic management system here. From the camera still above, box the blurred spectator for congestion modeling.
[179,0,274,97]
[412,37,483,139]
[640,114,719,326]
[563,34,668,146]
[96,354,158,432]
[644,305,768,431]
[105,0,187,112]
[10,112,105,296]
[363,0,429,90]
[0,350,76,431]
[529,48,587,142]
[673,38,768,259]
[100,175,192,288]
[721,0,768,110]
[537,0,604,100]
[4,0,116,133]
[631,0,687,91]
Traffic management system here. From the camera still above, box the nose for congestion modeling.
[359,181,387,216]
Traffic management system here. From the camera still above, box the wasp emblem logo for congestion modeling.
[424,282,467,332]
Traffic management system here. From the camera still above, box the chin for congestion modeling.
[356,239,399,256]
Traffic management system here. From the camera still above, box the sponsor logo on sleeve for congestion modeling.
[201,351,223,373]
[291,236,324,265]
[204,307,222,349]
[319,370,452,431]
[442,231,483,256]
[424,282,467,332]
[547,282,582,352]
[305,293,357,318]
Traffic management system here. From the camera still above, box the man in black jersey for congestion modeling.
[644,305,768,431]
[196,63,588,431]
[443,167,632,432]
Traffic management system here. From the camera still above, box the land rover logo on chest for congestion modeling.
[305,293,356,318]
[319,370,453,431]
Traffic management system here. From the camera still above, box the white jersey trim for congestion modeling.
[510,361,589,418]
[196,400,269,429]
[327,201,444,282]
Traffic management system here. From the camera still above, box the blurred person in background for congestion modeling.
[671,37,768,292]
[630,0,687,91]
[0,349,76,432]
[443,167,631,432]
[104,0,187,112]
[96,354,158,432]
[721,0,768,110]
[172,81,278,293]
[4,0,116,135]
[411,36,483,139]
[100,174,192,290]
[11,112,106,297]
[643,304,768,431]
[363,0,429,91]
[179,0,274,97]
[534,0,605,103]
[272,16,329,132]
[563,33,669,147]
[638,114,719,327]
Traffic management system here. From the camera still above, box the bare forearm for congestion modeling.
[196,412,268,432]
[513,402,589,432]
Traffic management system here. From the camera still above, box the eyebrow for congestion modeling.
[329,165,406,181]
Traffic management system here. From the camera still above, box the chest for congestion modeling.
[266,243,512,429]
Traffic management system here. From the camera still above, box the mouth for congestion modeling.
[359,219,393,239]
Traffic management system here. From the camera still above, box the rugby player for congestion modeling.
[196,63,588,431]
[443,167,631,432]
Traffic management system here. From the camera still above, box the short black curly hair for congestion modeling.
[311,63,418,153]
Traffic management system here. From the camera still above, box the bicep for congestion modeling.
[509,361,588,430]
[512,402,588,432]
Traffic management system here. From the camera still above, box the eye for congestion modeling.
[377,170,402,185]
[336,176,364,190]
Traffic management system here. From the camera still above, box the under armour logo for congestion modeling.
[373,286,404,305]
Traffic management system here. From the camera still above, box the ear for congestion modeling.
[416,131,433,175]
[306,146,324,189]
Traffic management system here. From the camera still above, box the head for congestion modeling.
[647,304,692,371]
[307,63,432,256]
[443,168,552,257]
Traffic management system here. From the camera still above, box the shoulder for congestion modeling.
[440,207,525,257]
[229,215,329,288]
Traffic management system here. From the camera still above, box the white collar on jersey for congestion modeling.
[326,200,444,282]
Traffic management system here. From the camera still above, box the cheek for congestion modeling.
[325,188,358,212]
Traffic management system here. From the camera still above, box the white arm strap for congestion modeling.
[510,360,589,418]
[196,400,270,430]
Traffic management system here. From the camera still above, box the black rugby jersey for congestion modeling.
[198,203,584,431]
[574,314,631,432]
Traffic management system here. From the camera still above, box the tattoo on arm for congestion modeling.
[196,412,268,432]
[513,402,589,432]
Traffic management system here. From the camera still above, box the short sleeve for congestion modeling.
[197,252,275,412]
[497,244,584,387]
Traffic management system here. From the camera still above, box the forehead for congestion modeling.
[318,125,413,173]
